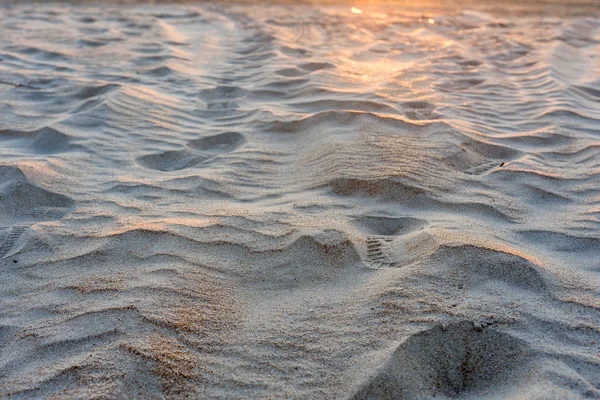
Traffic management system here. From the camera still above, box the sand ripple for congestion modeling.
[0,2,599,399]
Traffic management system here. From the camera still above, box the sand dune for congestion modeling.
[0,1,599,399]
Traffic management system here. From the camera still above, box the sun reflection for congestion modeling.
[418,15,436,24]
[351,7,363,14]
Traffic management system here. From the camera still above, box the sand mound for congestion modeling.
[0,127,81,154]
[350,322,540,400]
[137,132,246,171]
[0,165,74,225]
[443,139,522,176]
[243,230,363,289]
[432,244,549,293]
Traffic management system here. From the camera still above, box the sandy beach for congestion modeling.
[0,1,599,398]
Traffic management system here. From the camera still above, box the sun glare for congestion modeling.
[351,7,363,14]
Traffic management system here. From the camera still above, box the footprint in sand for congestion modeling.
[400,100,439,120]
[352,216,438,269]
[136,132,246,172]
[0,226,28,259]
[198,86,248,111]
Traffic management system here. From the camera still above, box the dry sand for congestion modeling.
[0,1,599,398]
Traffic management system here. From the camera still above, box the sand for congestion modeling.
[0,1,599,398]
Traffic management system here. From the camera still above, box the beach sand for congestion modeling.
[0,1,599,398]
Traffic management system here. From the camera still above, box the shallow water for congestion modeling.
[0,2,599,399]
